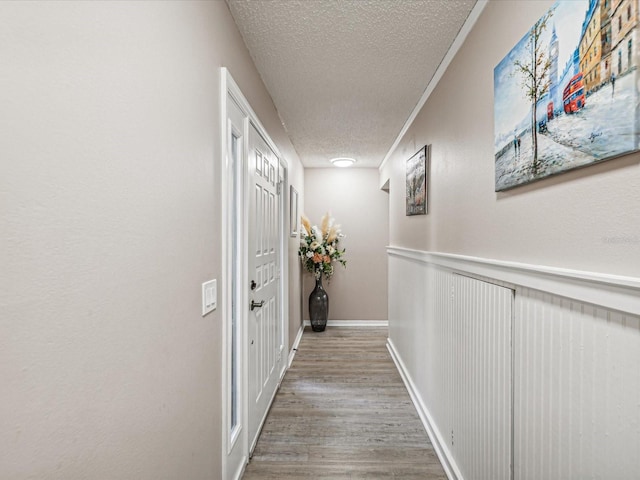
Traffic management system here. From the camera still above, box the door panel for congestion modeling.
[247,123,283,452]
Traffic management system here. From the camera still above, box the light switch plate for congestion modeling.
[202,279,217,316]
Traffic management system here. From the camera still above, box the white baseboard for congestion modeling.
[287,323,304,368]
[386,337,463,480]
[303,319,389,327]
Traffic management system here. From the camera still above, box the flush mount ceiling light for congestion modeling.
[330,157,356,168]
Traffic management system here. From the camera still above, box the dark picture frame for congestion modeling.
[406,145,428,216]
[289,185,298,237]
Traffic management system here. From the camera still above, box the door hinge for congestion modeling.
[276,181,282,195]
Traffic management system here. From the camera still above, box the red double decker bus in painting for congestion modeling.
[563,73,586,114]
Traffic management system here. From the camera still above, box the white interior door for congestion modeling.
[247,123,284,453]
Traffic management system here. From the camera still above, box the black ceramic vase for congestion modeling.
[309,275,329,332]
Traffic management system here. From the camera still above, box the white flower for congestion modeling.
[298,213,347,280]
[312,225,322,242]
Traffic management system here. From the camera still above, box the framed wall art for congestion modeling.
[289,185,298,237]
[494,0,639,191]
[406,145,428,216]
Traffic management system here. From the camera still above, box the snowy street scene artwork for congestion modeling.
[494,0,640,191]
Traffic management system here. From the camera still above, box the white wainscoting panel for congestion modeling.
[514,288,640,480]
[449,274,513,480]
[389,255,512,479]
[388,247,640,480]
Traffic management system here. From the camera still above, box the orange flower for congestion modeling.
[323,255,331,263]
[313,253,323,263]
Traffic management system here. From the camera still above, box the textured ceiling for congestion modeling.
[227,0,477,168]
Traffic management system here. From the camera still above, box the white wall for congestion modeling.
[382,1,640,478]
[302,168,389,321]
[380,0,640,278]
[0,2,303,479]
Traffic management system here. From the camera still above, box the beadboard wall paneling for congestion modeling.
[514,289,640,480]
[449,273,513,480]
[388,247,640,480]
[388,254,512,480]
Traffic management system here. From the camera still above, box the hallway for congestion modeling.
[242,327,446,479]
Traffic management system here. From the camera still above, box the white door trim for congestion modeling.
[220,67,289,480]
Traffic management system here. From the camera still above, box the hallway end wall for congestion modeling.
[302,168,389,322]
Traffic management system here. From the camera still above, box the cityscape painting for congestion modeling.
[494,0,639,191]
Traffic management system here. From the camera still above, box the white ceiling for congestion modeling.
[227,0,477,168]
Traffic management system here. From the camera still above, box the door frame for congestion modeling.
[220,68,290,480]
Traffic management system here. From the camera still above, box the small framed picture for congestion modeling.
[406,145,428,216]
[290,185,299,237]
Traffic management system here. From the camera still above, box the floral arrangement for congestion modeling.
[298,213,346,280]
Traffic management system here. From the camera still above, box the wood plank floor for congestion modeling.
[241,327,447,479]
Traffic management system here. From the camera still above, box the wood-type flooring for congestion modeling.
[241,327,447,479]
